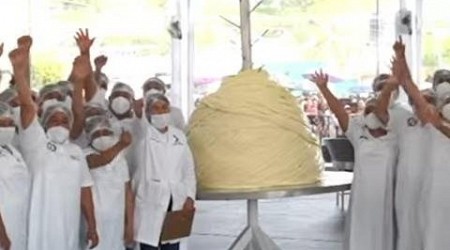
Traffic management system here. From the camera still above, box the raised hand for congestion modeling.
[71,55,92,81]
[0,43,3,58]
[74,28,95,55]
[310,70,329,89]
[119,130,132,148]
[94,55,108,70]
[9,47,29,76]
[17,36,33,51]
[393,36,406,58]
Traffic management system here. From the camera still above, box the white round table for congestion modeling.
[197,171,353,250]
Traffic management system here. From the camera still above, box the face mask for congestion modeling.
[11,107,21,126]
[364,112,384,130]
[149,113,170,130]
[436,82,450,100]
[441,104,450,121]
[92,135,117,151]
[42,99,60,113]
[0,127,16,145]
[111,96,131,115]
[47,126,70,144]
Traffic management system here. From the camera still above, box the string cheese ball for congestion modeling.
[188,69,323,190]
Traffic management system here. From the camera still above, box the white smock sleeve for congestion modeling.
[345,115,364,147]
[77,147,94,187]
[182,145,197,200]
[170,107,186,132]
[18,117,48,167]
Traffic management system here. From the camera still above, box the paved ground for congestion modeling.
[183,193,348,250]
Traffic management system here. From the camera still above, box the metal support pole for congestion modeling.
[240,0,253,70]
[229,200,281,250]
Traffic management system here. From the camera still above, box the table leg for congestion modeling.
[229,200,282,250]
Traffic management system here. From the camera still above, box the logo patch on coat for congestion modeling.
[407,117,418,127]
[47,142,57,152]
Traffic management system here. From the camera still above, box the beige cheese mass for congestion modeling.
[188,69,323,190]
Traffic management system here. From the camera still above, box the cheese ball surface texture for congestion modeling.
[188,70,323,190]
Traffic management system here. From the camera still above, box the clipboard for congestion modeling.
[160,209,195,242]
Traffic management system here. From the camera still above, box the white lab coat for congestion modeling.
[130,125,196,247]
[19,118,93,250]
[344,115,397,250]
[0,144,30,250]
[81,148,130,250]
[170,107,186,132]
[389,107,430,250]
[423,124,450,250]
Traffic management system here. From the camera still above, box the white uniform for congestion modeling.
[0,144,30,250]
[19,119,93,250]
[389,106,430,250]
[344,115,397,250]
[72,132,90,149]
[82,148,130,250]
[169,107,186,132]
[130,125,196,247]
[423,124,450,250]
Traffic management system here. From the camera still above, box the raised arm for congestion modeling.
[69,55,90,139]
[86,131,132,169]
[310,70,349,131]
[71,29,98,102]
[94,55,107,83]
[9,36,35,129]
[392,38,432,124]
[374,75,399,124]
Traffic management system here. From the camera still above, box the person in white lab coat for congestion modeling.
[130,93,196,250]
[310,70,397,250]
[0,101,30,250]
[135,77,186,131]
[393,42,450,249]
[82,115,134,250]
[393,89,435,250]
[9,40,99,250]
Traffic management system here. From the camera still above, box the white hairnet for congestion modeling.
[57,81,74,96]
[84,102,108,117]
[41,103,73,129]
[111,82,135,98]
[39,84,64,100]
[0,101,12,118]
[143,77,165,91]
[145,93,170,111]
[0,88,18,104]
[84,115,113,140]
